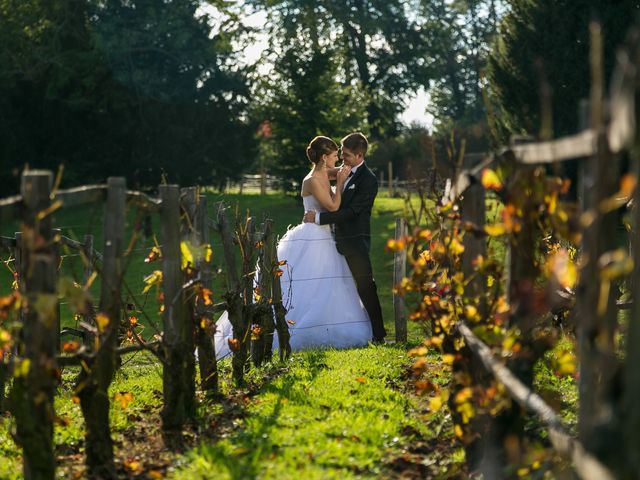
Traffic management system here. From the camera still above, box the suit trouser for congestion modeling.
[344,250,386,340]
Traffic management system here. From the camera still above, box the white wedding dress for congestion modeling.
[214,192,373,360]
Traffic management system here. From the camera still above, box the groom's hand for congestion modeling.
[303,210,316,223]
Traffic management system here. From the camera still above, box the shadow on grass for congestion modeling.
[188,350,329,479]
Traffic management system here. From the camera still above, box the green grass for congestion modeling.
[1,345,439,479]
[172,345,428,479]
[0,353,165,480]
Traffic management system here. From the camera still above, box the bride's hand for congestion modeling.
[337,166,351,185]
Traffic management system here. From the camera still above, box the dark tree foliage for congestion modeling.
[0,0,255,195]
[487,0,640,144]
[422,0,503,128]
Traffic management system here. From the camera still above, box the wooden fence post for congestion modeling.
[160,184,196,431]
[11,170,57,480]
[393,218,407,342]
[388,161,394,197]
[461,154,487,298]
[576,28,622,463]
[76,177,125,478]
[194,193,218,393]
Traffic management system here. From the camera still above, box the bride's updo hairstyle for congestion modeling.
[306,136,338,166]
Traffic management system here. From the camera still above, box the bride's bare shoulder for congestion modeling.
[301,175,316,196]
[302,174,327,195]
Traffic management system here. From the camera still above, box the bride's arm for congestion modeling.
[307,167,351,211]
[308,178,343,212]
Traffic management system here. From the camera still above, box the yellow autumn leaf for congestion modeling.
[481,168,503,191]
[203,244,213,263]
[124,459,142,473]
[484,223,506,237]
[442,354,455,364]
[180,241,194,269]
[408,346,428,357]
[455,387,473,404]
[448,238,465,255]
[418,229,432,240]
[0,329,11,344]
[95,313,110,333]
[142,270,163,294]
[114,392,134,410]
[464,305,478,320]
[386,238,406,252]
[457,401,475,423]
[14,359,31,378]
[429,396,443,412]
[555,351,576,375]
[454,424,464,438]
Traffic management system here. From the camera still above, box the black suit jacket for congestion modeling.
[318,163,378,256]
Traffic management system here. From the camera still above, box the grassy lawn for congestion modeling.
[0,345,453,479]
[172,345,432,479]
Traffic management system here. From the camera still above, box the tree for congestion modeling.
[486,0,640,144]
[0,0,255,194]
[250,0,430,140]
[251,2,368,191]
[421,0,504,128]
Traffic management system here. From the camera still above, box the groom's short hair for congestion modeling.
[341,132,368,156]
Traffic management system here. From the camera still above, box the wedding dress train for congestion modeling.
[214,193,373,359]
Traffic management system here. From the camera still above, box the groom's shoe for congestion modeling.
[371,337,386,346]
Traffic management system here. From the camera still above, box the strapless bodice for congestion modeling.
[302,194,326,213]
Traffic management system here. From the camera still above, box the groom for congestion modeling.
[303,132,386,343]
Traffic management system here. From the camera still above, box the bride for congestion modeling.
[214,136,373,359]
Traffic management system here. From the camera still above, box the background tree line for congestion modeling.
[1,0,638,196]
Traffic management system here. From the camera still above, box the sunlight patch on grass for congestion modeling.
[171,346,427,479]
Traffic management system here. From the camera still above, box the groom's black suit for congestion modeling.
[318,162,386,341]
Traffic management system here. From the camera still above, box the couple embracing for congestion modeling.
[215,132,386,359]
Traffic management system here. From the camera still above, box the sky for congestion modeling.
[202,5,434,130]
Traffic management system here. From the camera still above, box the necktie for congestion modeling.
[343,170,355,192]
